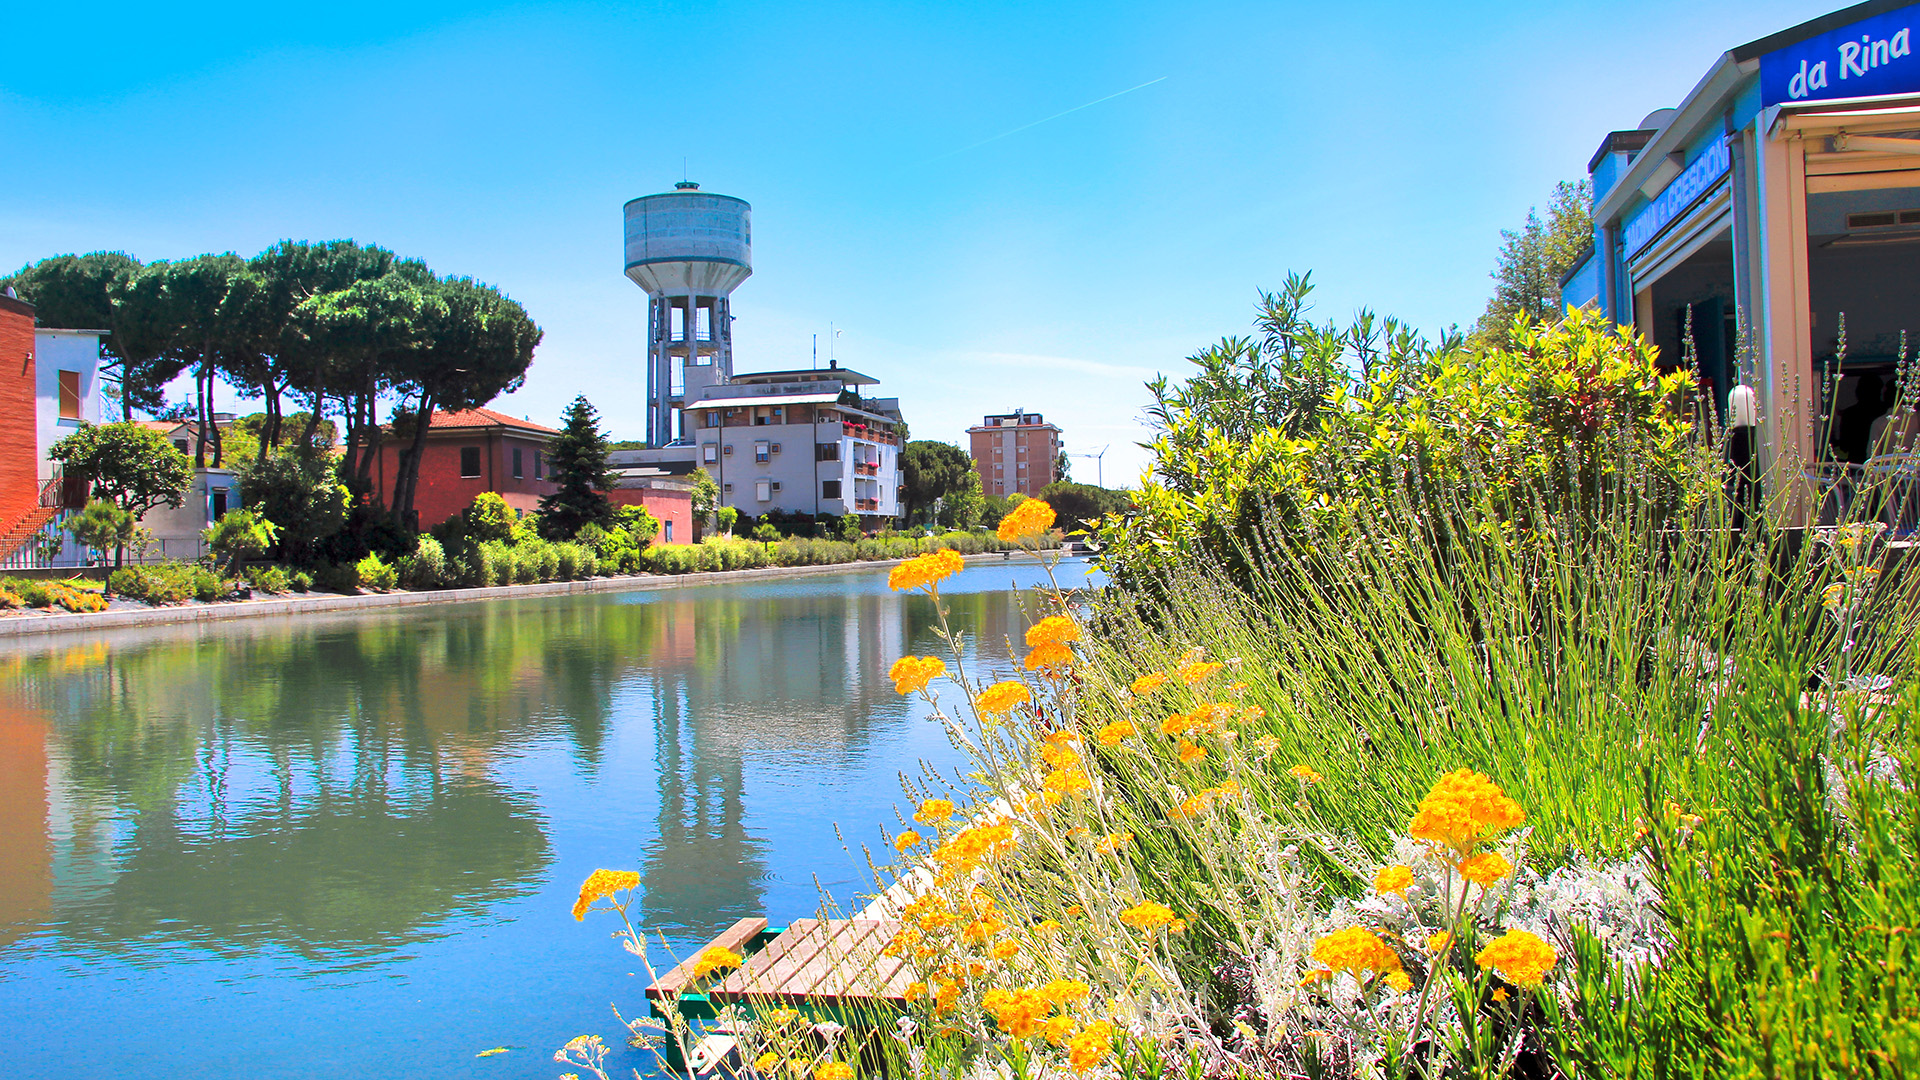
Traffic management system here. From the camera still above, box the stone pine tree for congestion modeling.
[1473,179,1593,346]
[539,395,617,539]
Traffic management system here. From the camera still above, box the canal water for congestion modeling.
[0,556,1094,1079]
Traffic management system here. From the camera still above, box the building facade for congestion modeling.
[1563,0,1920,520]
[967,410,1062,498]
[0,296,43,565]
[366,408,561,529]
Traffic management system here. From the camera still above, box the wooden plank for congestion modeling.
[788,920,892,1002]
[713,918,825,1000]
[646,917,767,1000]
[815,921,909,1005]
[767,919,870,999]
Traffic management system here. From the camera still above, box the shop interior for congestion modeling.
[1807,185,1920,464]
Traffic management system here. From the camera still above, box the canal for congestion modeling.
[0,556,1094,1078]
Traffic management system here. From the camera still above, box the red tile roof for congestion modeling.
[427,407,560,435]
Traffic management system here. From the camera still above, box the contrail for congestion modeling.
[932,76,1168,161]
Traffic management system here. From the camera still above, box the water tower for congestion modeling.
[623,182,752,447]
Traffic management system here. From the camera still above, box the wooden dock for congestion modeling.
[647,917,915,1023]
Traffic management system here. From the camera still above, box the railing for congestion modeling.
[852,461,878,476]
[40,473,88,510]
[853,498,880,512]
[1,512,69,572]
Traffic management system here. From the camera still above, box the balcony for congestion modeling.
[841,421,899,447]
[852,461,879,477]
[853,498,880,512]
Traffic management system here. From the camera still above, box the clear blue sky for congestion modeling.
[2,0,1831,486]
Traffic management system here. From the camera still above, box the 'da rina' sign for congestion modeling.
[1763,3,1920,106]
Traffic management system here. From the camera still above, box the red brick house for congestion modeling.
[367,408,561,529]
[0,294,42,561]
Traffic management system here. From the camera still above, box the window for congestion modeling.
[460,446,481,478]
[755,480,772,502]
[822,480,841,499]
[512,447,524,479]
[769,443,781,455]
[723,483,733,494]
[755,441,770,463]
[534,453,544,480]
[723,444,734,456]
[705,411,720,428]
[173,439,189,454]
[703,443,719,464]
[816,442,839,461]
[57,370,81,419]
[210,488,229,521]
[771,481,782,493]
[663,521,674,542]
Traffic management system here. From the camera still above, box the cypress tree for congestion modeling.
[538,395,617,539]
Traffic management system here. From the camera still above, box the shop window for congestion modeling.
[822,480,841,499]
[460,446,481,478]
[58,370,81,419]
[512,447,524,479]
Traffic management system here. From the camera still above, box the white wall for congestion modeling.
[34,330,101,474]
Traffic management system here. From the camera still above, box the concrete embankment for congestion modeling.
[0,551,1051,639]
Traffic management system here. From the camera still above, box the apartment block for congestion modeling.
[967,409,1062,499]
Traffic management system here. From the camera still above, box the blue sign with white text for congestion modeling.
[1762,3,1920,106]
[1625,137,1731,257]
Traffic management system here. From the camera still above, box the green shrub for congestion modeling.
[289,570,313,593]
[1,577,107,613]
[355,552,398,591]
[247,565,292,593]
[106,562,225,605]
[465,492,516,543]
[312,562,360,595]
[0,587,22,609]
[203,508,280,574]
[403,535,448,589]
[554,541,596,580]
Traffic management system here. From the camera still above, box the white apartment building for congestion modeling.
[683,364,903,522]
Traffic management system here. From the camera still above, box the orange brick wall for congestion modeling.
[0,298,39,531]
[368,431,558,529]
[608,487,694,545]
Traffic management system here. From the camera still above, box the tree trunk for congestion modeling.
[299,394,324,451]
[194,347,209,469]
[395,392,434,528]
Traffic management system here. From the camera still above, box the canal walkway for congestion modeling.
[0,552,1040,638]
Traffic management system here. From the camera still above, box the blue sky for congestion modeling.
[2,0,1833,485]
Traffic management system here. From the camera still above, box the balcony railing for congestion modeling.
[853,498,880,512]
[852,461,878,476]
[42,473,87,510]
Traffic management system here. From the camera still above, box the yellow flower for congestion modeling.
[990,940,1021,960]
[1177,738,1207,765]
[1025,616,1081,648]
[997,499,1057,542]
[981,986,1052,1038]
[1458,851,1513,886]
[1178,660,1224,685]
[691,945,743,977]
[1095,831,1133,853]
[1491,986,1510,1002]
[1040,741,1081,768]
[1035,919,1061,935]
[1373,864,1415,897]
[765,1008,800,1026]
[1041,1014,1076,1046]
[1474,929,1558,989]
[1068,1021,1115,1073]
[1130,671,1168,696]
[1426,931,1453,955]
[571,868,640,920]
[1024,642,1074,672]
[1384,970,1413,993]
[755,1052,779,1072]
[1065,904,1082,916]
[1289,764,1325,784]
[1042,768,1090,801]
[893,829,923,852]
[1407,769,1526,856]
[816,1063,853,1080]
[1298,968,1333,987]
[1039,978,1090,1003]
[904,981,927,1003]
[887,548,965,592]
[1158,712,1189,736]
[1311,926,1402,978]
[1097,719,1136,746]
[915,798,956,824]
[976,680,1031,716]
[889,655,947,695]
[1119,900,1183,933]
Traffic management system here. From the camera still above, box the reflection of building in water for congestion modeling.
[0,699,52,948]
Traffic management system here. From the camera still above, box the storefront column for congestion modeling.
[1756,119,1816,524]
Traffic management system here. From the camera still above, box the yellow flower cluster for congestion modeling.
[1068,1021,1115,1073]
[1177,739,1207,764]
[893,829,922,852]
[1171,779,1239,819]
[997,499,1057,542]
[1178,659,1224,685]
[1458,851,1513,886]
[816,1062,853,1080]
[1025,616,1081,648]
[1096,719,1137,746]
[1118,900,1186,933]
[1024,642,1075,673]
[1129,671,1167,696]
[980,987,1052,1038]
[888,548,965,592]
[571,868,640,921]
[1289,763,1325,784]
[1373,864,1414,897]
[916,798,955,824]
[1309,926,1403,981]
[890,655,948,695]
[1408,768,1525,857]
[691,945,743,978]
[1473,929,1558,989]
[976,680,1031,716]
[930,818,1015,880]
[1094,831,1132,854]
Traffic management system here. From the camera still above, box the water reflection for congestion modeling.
[0,559,1092,1079]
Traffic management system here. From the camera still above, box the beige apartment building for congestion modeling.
[967,409,1062,498]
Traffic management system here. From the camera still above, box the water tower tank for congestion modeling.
[622,183,754,448]
[623,184,752,296]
